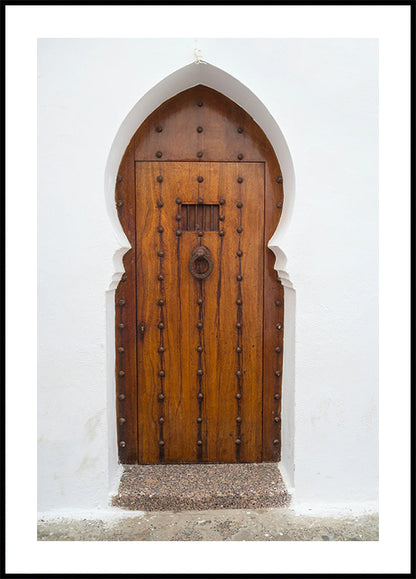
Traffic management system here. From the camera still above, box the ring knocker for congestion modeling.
[189,245,213,280]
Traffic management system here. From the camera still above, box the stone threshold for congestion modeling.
[112,462,291,511]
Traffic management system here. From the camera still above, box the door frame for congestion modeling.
[114,85,285,464]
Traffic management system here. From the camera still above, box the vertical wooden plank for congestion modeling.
[238,163,265,462]
[115,144,138,464]
[200,163,264,463]
[136,162,164,463]
[215,165,242,462]
[158,163,200,462]
[262,162,284,461]
[202,165,236,462]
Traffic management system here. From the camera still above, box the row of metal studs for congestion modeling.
[154,149,246,161]
[196,281,204,458]
[195,174,205,460]
[117,272,127,449]
[115,180,128,451]
[235,179,244,459]
[116,175,127,448]
[156,175,166,460]
[174,184,207,458]
[274,175,284,450]
[273,301,283,448]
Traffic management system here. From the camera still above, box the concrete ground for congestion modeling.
[37,507,378,541]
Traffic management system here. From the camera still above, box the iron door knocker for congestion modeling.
[189,245,213,280]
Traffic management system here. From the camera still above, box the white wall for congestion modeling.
[38,38,378,511]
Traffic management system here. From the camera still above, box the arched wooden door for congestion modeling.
[115,85,284,464]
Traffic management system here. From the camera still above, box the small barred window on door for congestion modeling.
[180,203,220,231]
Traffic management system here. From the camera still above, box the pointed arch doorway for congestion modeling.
[115,85,284,464]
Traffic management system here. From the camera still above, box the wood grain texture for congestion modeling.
[135,162,264,463]
[115,85,284,463]
[115,144,138,463]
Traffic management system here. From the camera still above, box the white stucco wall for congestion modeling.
[37,38,379,511]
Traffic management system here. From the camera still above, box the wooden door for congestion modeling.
[115,85,284,464]
[136,161,264,463]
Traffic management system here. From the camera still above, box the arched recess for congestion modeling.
[106,65,295,480]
